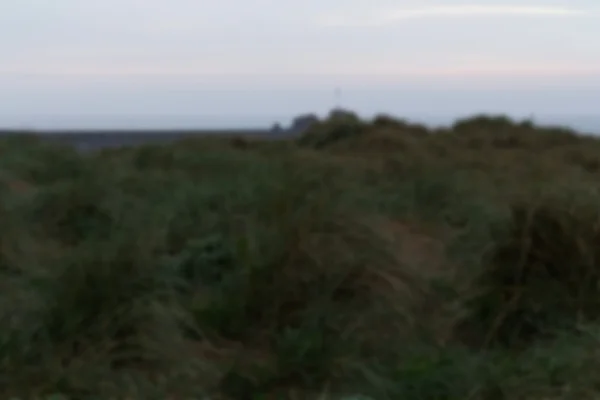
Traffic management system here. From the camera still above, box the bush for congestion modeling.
[297,111,368,148]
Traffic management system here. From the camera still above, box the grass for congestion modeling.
[2,111,600,398]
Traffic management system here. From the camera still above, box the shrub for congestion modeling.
[297,111,368,148]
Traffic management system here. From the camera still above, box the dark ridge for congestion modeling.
[0,128,300,151]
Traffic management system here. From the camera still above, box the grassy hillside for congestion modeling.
[3,111,600,399]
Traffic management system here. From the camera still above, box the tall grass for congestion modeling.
[2,113,600,399]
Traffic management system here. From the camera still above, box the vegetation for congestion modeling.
[2,111,600,399]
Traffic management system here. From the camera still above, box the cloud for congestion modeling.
[316,4,590,27]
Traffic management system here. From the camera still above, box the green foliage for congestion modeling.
[0,134,88,184]
[461,184,600,348]
[371,114,430,136]
[297,110,368,148]
[4,112,600,399]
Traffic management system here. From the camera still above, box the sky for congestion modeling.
[1,0,600,129]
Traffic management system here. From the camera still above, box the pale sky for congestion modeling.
[1,0,600,128]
